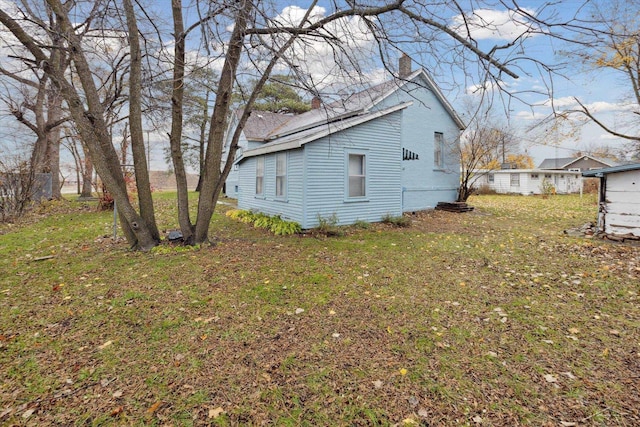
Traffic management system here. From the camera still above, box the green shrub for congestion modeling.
[226,209,301,235]
[253,213,273,229]
[352,219,371,229]
[382,213,411,227]
[314,213,344,236]
[540,179,556,197]
[270,218,302,235]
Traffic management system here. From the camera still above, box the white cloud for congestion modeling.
[466,81,496,95]
[451,8,541,41]
[539,97,637,114]
[514,110,546,121]
[251,5,385,92]
[273,5,326,26]
[599,132,624,140]
[541,96,575,108]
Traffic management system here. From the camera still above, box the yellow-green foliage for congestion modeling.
[226,209,301,235]
[225,209,255,224]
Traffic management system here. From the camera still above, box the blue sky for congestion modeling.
[0,0,634,172]
[265,1,633,163]
[174,0,636,164]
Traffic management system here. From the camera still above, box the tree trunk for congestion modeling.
[169,0,195,243]
[81,156,93,198]
[120,124,129,164]
[123,0,160,242]
[29,79,48,184]
[45,89,63,199]
[39,1,157,250]
[194,89,210,193]
[75,159,81,195]
[194,0,254,244]
[46,128,61,199]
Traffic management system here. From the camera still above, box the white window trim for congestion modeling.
[434,132,444,169]
[345,151,368,201]
[275,152,287,200]
[255,156,265,197]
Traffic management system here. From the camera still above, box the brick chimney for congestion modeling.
[311,96,321,109]
[399,53,412,79]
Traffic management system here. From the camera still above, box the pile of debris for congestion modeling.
[564,222,640,243]
[564,222,597,238]
[601,232,640,243]
[435,201,474,213]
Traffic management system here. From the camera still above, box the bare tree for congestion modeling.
[1,0,605,249]
[456,108,518,202]
[123,0,160,242]
[552,0,640,153]
[0,51,68,200]
[61,128,94,197]
[0,153,40,221]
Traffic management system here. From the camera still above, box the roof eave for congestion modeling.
[582,163,640,177]
[266,108,365,140]
[364,69,465,130]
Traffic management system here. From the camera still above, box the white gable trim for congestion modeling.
[365,69,465,130]
[241,102,411,159]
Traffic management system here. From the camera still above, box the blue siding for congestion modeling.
[373,75,461,211]
[224,127,247,199]
[232,72,462,228]
[302,111,402,228]
[237,149,305,224]
[226,132,271,199]
[237,111,403,229]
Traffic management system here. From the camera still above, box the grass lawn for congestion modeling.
[1,193,639,426]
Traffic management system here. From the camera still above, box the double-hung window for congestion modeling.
[348,154,366,198]
[434,132,444,169]
[275,153,287,198]
[510,173,520,186]
[255,156,264,195]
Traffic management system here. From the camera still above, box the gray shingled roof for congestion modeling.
[538,156,614,170]
[236,69,464,143]
[241,78,401,141]
[238,110,292,141]
[241,102,411,159]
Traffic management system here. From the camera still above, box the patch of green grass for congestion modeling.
[1,194,638,425]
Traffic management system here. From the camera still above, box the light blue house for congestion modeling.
[225,59,464,229]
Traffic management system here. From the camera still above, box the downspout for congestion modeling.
[302,148,307,229]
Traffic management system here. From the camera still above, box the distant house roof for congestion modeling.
[582,163,640,177]
[483,168,581,174]
[538,155,614,170]
[237,68,465,145]
[538,157,576,169]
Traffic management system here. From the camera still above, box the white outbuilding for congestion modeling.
[582,163,640,238]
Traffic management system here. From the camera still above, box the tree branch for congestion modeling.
[568,97,640,142]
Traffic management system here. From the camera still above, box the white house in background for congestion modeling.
[476,169,582,195]
[582,163,640,238]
